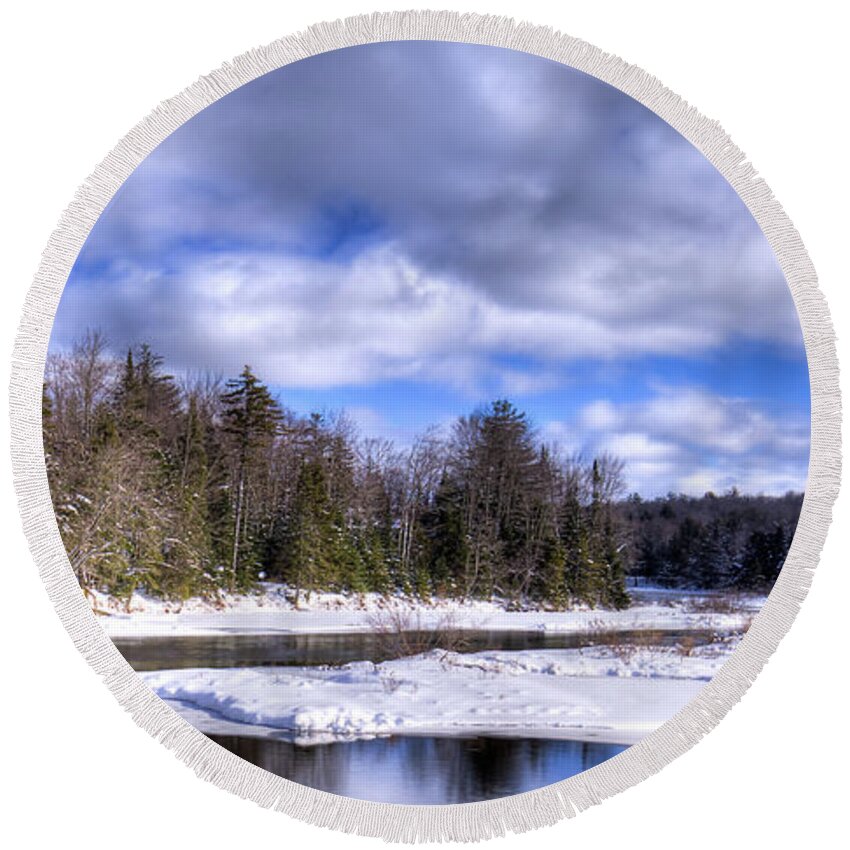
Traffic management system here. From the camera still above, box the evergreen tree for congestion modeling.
[114,348,144,432]
[559,480,586,602]
[284,461,335,600]
[539,536,568,609]
[426,473,467,596]
[601,513,630,609]
[43,335,802,603]
[170,394,214,596]
[220,366,281,587]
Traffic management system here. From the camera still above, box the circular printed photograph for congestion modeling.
[43,41,808,805]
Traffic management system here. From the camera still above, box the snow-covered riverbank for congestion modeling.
[92,583,761,639]
[144,640,736,746]
[102,585,755,747]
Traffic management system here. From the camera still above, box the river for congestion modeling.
[116,625,721,802]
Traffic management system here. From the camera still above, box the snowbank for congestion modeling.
[93,583,760,639]
[144,641,735,746]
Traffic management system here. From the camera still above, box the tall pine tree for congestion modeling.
[220,366,281,587]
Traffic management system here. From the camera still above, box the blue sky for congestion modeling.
[50,41,809,497]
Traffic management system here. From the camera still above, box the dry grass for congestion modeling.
[366,608,470,660]
[600,629,669,663]
[680,593,749,615]
[677,634,699,657]
[597,628,729,661]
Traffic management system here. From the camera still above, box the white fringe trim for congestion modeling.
[8,9,841,843]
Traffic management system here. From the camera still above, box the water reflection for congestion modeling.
[117,628,720,671]
[208,733,627,804]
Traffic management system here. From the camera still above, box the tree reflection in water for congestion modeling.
[209,733,626,804]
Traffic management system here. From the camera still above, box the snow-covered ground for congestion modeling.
[91,583,761,639]
[144,640,736,746]
[95,585,756,746]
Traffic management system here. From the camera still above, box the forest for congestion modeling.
[620,489,801,591]
[42,332,801,607]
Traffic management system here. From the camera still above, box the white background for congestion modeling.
[1,2,846,847]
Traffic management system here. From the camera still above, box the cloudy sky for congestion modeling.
[50,41,809,496]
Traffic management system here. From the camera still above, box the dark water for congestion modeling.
[117,627,720,671]
[120,622,718,803]
[207,733,627,804]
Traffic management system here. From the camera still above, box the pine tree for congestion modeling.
[741,523,788,589]
[540,536,568,609]
[559,479,586,603]
[171,394,214,596]
[220,366,281,587]
[578,458,629,607]
[284,461,334,600]
[666,517,704,588]
[114,348,144,432]
[355,525,392,594]
[633,529,660,583]
[427,473,467,597]
[601,513,630,609]
[45,335,802,604]
[455,399,541,598]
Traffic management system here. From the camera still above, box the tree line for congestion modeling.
[43,332,799,606]
[620,490,802,591]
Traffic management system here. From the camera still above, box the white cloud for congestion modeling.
[48,42,809,501]
[54,240,805,401]
[580,400,621,431]
[604,432,680,462]
[546,386,809,497]
[58,41,805,391]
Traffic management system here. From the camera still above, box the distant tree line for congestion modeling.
[43,333,800,606]
[619,490,802,591]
